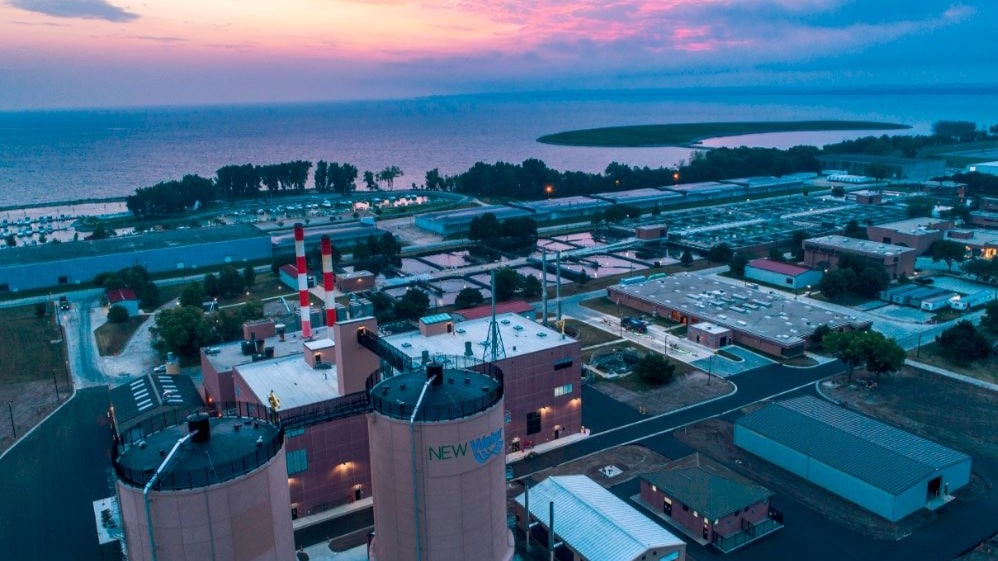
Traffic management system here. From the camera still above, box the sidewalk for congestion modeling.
[506,429,591,464]
[293,497,373,531]
[905,359,998,391]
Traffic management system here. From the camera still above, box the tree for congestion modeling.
[936,320,990,362]
[314,160,329,191]
[962,258,998,284]
[34,301,47,317]
[810,324,832,349]
[729,251,748,277]
[493,267,523,301]
[179,282,206,308]
[708,243,733,264]
[843,219,866,240]
[204,273,221,298]
[454,287,485,309]
[378,232,401,260]
[933,120,976,139]
[522,275,543,299]
[329,162,359,195]
[396,289,430,319]
[369,291,396,323]
[363,170,378,191]
[929,239,966,272]
[851,264,889,298]
[831,185,846,197]
[3,234,14,247]
[635,353,675,385]
[767,245,785,262]
[680,249,693,267]
[865,163,893,181]
[424,168,446,191]
[790,230,808,261]
[217,265,245,298]
[822,331,867,382]
[377,166,404,190]
[151,306,216,361]
[982,300,998,333]
[243,266,256,290]
[107,305,130,324]
[819,270,850,300]
[906,197,934,218]
[862,331,905,382]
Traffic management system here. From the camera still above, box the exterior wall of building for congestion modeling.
[338,272,376,293]
[117,444,293,561]
[866,226,943,254]
[967,213,998,229]
[743,267,823,290]
[802,243,915,279]
[891,459,971,521]
[0,235,272,293]
[497,344,582,450]
[686,324,732,349]
[199,354,235,404]
[368,400,512,561]
[243,319,277,341]
[639,480,768,542]
[287,414,371,517]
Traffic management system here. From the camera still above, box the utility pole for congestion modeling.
[707,353,714,386]
[51,369,60,402]
[7,401,14,439]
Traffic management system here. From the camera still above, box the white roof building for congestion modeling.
[515,475,686,561]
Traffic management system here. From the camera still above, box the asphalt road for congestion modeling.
[512,360,844,479]
[0,387,120,561]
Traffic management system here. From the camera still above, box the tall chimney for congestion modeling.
[321,235,336,328]
[294,223,312,339]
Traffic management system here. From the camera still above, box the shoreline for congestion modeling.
[0,196,129,214]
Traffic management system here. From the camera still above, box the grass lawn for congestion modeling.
[95,316,148,356]
[562,319,622,348]
[0,306,69,385]
[909,341,998,385]
[537,120,909,148]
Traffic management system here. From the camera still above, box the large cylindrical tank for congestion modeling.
[113,411,294,561]
[368,361,513,561]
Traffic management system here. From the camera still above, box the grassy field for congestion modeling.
[909,342,998,385]
[537,120,910,148]
[562,319,622,348]
[95,316,148,356]
[0,306,69,385]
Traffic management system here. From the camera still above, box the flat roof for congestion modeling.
[0,223,268,267]
[690,321,731,335]
[870,217,949,234]
[736,396,970,495]
[515,475,683,561]
[641,453,773,521]
[953,229,998,247]
[383,312,573,361]
[303,338,334,351]
[804,235,916,257]
[592,188,684,204]
[746,258,813,277]
[110,374,203,428]
[817,153,934,166]
[204,325,333,374]
[721,175,803,188]
[416,205,532,224]
[235,354,341,411]
[663,181,743,195]
[610,273,866,346]
[455,299,535,320]
[511,196,610,211]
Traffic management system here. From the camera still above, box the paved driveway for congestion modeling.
[0,387,121,561]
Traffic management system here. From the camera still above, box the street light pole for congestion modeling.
[51,369,60,402]
[7,401,14,440]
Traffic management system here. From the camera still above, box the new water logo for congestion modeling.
[469,428,503,464]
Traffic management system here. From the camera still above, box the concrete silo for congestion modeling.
[113,408,294,561]
[368,360,514,561]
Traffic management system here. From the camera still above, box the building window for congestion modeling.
[554,383,573,397]
[785,278,793,285]
[287,449,308,475]
[553,358,573,370]
[526,411,542,435]
[682,503,689,512]
[286,427,305,438]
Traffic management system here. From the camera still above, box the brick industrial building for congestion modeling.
[802,235,917,279]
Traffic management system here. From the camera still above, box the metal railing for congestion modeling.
[368,357,505,422]
[713,513,783,552]
[278,391,372,430]
[357,326,414,372]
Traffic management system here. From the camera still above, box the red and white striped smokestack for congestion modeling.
[294,223,312,339]
[320,235,336,328]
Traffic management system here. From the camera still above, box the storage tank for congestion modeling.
[113,407,294,561]
[368,359,514,561]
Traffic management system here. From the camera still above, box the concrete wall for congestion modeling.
[118,443,294,561]
[368,400,513,561]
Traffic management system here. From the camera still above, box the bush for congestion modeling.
[634,353,675,385]
[936,320,990,362]
[454,287,485,310]
[107,305,130,324]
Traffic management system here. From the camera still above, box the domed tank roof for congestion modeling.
[370,361,502,422]
[114,413,283,490]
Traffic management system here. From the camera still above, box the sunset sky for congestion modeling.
[0,0,994,109]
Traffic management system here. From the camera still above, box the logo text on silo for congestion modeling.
[428,428,503,464]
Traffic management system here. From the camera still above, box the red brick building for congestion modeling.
[639,454,782,553]
[803,235,917,279]
[865,218,952,254]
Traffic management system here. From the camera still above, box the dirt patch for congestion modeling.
[824,366,998,460]
[673,418,985,541]
[94,316,148,356]
[592,369,733,415]
[0,379,70,454]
